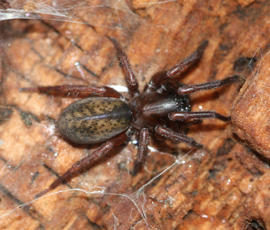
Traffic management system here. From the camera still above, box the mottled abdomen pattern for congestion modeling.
[57,97,132,144]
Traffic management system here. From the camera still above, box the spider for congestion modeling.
[22,38,240,197]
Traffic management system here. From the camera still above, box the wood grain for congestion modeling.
[0,0,270,229]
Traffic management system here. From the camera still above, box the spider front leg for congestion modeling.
[21,85,122,98]
[155,125,203,148]
[35,132,128,198]
[177,75,240,95]
[169,111,230,122]
[133,128,150,175]
[150,40,208,88]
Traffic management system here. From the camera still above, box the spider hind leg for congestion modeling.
[35,133,128,198]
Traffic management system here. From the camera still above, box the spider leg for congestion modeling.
[177,75,240,95]
[169,111,230,122]
[150,40,208,87]
[133,128,150,175]
[108,37,140,97]
[35,132,128,198]
[21,85,122,98]
[154,125,203,148]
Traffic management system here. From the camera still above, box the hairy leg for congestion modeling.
[108,37,140,97]
[133,128,150,175]
[169,111,230,122]
[154,125,202,148]
[21,85,122,98]
[177,75,240,95]
[36,132,128,198]
[150,40,208,88]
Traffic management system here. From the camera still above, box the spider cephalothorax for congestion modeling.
[22,38,239,197]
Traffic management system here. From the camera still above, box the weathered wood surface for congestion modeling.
[0,0,270,229]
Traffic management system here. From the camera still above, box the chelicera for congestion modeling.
[22,38,239,197]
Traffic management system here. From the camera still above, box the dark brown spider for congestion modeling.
[22,38,240,197]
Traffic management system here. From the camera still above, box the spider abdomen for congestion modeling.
[57,97,132,144]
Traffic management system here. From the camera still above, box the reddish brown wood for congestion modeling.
[232,51,270,158]
[0,0,270,229]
